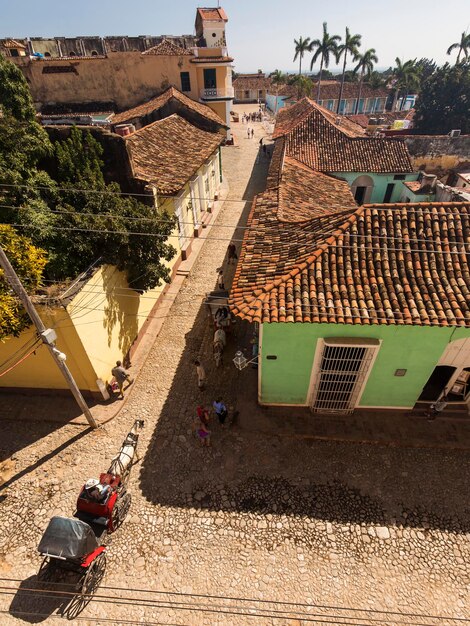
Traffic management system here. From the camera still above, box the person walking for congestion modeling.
[213,397,228,426]
[251,128,255,139]
[194,359,207,390]
[111,360,132,399]
[227,243,238,264]
[247,127,251,139]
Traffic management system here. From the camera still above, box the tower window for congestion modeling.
[212,33,217,37]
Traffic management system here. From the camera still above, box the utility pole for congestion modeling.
[0,244,97,429]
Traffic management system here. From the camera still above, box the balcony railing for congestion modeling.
[200,87,234,100]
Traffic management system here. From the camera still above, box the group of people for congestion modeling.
[246,127,255,139]
[242,111,262,123]
[194,398,229,447]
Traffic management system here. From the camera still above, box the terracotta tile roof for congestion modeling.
[197,7,228,21]
[124,114,223,194]
[112,86,227,127]
[231,199,470,327]
[347,109,416,129]
[233,75,272,90]
[190,55,233,63]
[2,39,26,49]
[316,81,389,100]
[142,39,193,56]
[278,157,357,222]
[274,98,412,173]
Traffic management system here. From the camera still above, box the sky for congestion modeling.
[1,0,469,73]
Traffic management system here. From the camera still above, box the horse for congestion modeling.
[107,419,144,482]
[213,328,226,367]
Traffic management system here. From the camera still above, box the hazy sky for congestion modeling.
[2,0,469,73]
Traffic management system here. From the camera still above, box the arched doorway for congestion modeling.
[418,365,456,402]
[351,175,374,205]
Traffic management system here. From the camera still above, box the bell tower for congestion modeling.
[195,7,228,48]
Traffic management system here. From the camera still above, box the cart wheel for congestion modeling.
[111,492,132,531]
[80,552,106,598]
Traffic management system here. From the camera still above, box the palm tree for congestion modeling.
[336,27,361,114]
[391,58,420,111]
[309,22,341,102]
[293,36,311,77]
[447,31,470,63]
[270,69,286,86]
[353,48,378,114]
[290,74,313,98]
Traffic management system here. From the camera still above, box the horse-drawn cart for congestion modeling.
[36,420,144,611]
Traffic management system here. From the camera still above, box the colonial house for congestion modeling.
[266,82,389,115]
[0,91,224,398]
[233,73,272,103]
[272,98,417,204]
[2,7,234,134]
[123,113,224,261]
[230,141,470,415]
[315,81,389,115]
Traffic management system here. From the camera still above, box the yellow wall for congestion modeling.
[13,52,233,112]
[14,54,199,110]
[0,307,99,392]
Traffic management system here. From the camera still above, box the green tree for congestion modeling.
[309,22,341,102]
[12,127,177,291]
[0,224,47,339]
[293,36,312,76]
[391,58,420,111]
[367,71,386,90]
[414,62,470,134]
[447,31,470,64]
[353,48,378,114]
[336,27,361,113]
[289,74,313,98]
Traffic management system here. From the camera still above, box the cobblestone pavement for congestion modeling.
[0,107,469,625]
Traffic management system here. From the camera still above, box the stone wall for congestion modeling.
[404,135,470,174]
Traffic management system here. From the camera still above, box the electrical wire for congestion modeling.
[0,342,42,378]
[0,336,41,374]
[5,202,470,250]
[0,581,466,626]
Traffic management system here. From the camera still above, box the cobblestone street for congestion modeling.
[0,109,469,625]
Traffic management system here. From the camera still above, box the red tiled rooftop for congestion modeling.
[274,98,412,173]
[233,75,272,90]
[112,86,227,127]
[230,197,470,327]
[197,7,228,21]
[124,114,223,194]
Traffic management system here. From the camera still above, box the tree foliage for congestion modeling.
[414,62,470,134]
[0,224,47,339]
[9,127,176,291]
[0,54,177,343]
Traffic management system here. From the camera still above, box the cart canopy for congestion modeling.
[38,516,98,560]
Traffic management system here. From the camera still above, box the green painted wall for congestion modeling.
[260,323,470,407]
[333,172,418,204]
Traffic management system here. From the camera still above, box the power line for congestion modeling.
[0,583,466,625]
[0,181,252,202]
[1,577,468,623]
[0,203,250,230]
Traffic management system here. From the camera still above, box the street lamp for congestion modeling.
[233,350,258,371]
